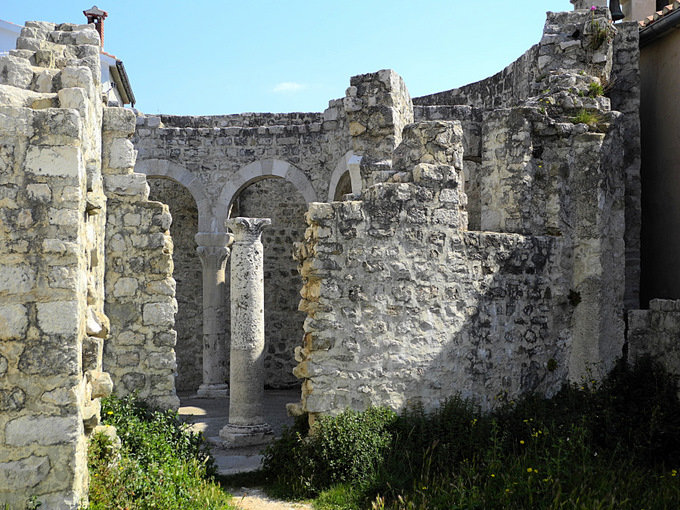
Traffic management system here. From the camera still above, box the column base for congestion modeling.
[196,383,229,398]
[219,423,274,448]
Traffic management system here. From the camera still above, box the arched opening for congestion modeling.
[333,171,353,201]
[228,177,307,388]
[147,178,203,392]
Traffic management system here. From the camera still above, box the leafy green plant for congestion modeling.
[588,81,604,97]
[571,108,602,127]
[262,407,396,498]
[88,394,235,509]
[263,356,680,509]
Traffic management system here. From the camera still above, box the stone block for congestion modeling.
[24,145,83,178]
[142,301,177,327]
[0,55,33,89]
[0,304,28,340]
[37,301,80,336]
[0,265,35,294]
[104,173,150,197]
[0,455,51,491]
[113,277,139,297]
[103,107,136,135]
[5,415,80,446]
[107,138,137,170]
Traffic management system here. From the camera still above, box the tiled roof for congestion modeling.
[640,1,680,27]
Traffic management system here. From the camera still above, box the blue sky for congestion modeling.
[3,1,571,115]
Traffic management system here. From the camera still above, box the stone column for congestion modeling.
[195,232,233,398]
[219,217,274,446]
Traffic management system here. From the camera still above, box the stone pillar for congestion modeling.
[195,232,233,398]
[219,217,274,446]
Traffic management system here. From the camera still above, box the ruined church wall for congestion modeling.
[132,103,352,390]
[0,21,113,509]
[414,44,541,109]
[293,121,572,416]
[103,108,180,410]
[147,178,203,392]
[628,300,680,378]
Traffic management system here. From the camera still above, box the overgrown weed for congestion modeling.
[88,394,236,509]
[263,357,680,509]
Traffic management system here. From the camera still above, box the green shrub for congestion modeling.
[264,357,680,509]
[88,395,234,509]
[262,407,396,498]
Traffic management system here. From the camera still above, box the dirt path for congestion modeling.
[229,487,313,510]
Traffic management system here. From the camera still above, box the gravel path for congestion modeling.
[229,487,313,510]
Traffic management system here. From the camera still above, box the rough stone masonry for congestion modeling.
[0,4,664,508]
[0,20,177,508]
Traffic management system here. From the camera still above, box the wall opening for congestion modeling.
[229,176,307,388]
[147,177,202,392]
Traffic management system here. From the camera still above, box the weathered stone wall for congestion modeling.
[103,108,180,410]
[610,22,642,310]
[292,121,573,416]
[0,21,113,509]
[291,9,630,420]
[148,178,203,392]
[132,98,353,391]
[628,299,680,379]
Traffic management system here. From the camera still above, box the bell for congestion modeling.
[610,0,625,21]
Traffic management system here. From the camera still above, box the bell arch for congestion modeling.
[327,151,362,201]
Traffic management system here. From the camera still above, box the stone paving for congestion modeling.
[178,389,300,476]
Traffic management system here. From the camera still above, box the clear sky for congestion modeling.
[3,1,572,116]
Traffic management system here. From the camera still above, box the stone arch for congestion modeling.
[135,159,215,232]
[216,159,318,228]
[328,151,362,202]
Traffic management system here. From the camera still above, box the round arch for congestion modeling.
[327,151,362,202]
[216,159,318,228]
[135,159,215,232]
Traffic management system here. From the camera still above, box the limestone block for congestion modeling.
[48,208,80,226]
[74,27,100,46]
[24,145,83,178]
[26,183,52,202]
[0,265,35,294]
[148,352,177,370]
[60,66,94,97]
[113,277,139,297]
[34,69,59,93]
[87,371,113,399]
[58,87,89,117]
[107,138,137,170]
[142,301,177,327]
[5,415,81,446]
[0,304,28,340]
[42,387,77,406]
[0,55,33,89]
[104,173,150,198]
[103,107,136,135]
[37,301,80,336]
[0,455,51,490]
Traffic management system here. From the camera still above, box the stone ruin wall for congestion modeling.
[414,13,641,309]
[292,8,631,419]
[147,178,203,391]
[0,22,177,507]
[133,104,352,391]
[102,109,179,410]
[293,121,573,415]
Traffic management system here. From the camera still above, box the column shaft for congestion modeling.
[195,232,232,398]
[219,217,273,446]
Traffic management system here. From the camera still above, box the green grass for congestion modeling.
[88,394,237,509]
[261,357,680,509]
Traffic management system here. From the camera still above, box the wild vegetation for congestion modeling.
[260,357,680,509]
[87,395,236,509]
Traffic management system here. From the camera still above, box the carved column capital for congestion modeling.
[227,217,271,244]
[195,232,233,272]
